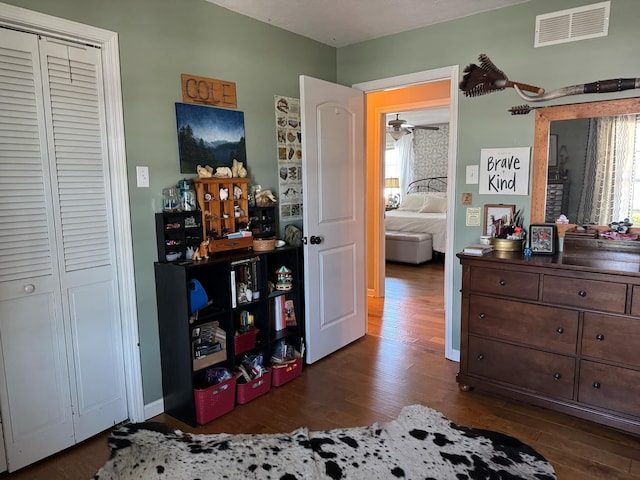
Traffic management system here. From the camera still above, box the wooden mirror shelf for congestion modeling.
[530,96,640,236]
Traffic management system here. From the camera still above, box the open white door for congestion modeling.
[300,75,366,364]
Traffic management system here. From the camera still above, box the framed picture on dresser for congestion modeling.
[529,224,557,254]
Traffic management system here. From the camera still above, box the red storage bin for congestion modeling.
[236,370,271,404]
[233,328,258,355]
[194,376,236,425]
[271,359,302,386]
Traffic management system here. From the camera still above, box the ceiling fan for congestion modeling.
[387,114,439,140]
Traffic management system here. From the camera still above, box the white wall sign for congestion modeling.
[479,147,530,195]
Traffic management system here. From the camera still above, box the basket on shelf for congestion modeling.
[253,237,276,252]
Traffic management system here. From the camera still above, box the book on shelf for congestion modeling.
[227,231,252,239]
[463,244,493,255]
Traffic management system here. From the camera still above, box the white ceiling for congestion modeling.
[205,0,533,127]
[387,108,450,129]
[205,0,532,47]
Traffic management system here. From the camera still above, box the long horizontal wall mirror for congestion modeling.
[531,96,640,234]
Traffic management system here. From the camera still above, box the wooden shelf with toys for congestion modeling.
[193,177,252,254]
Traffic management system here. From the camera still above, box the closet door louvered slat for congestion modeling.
[0,49,54,281]
[43,42,110,272]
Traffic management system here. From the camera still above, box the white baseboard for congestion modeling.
[144,398,165,420]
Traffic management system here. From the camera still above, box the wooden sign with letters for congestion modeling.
[181,74,237,108]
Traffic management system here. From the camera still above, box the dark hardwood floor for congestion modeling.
[4,258,640,479]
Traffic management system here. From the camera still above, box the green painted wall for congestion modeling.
[2,0,335,405]
[338,0,640,350]
[6,0,640,409]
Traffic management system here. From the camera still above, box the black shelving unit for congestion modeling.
[248,206,277,238]
[154,246,303,426]
[155,211,204,262]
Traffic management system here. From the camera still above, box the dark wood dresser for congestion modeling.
[457,250,640,435]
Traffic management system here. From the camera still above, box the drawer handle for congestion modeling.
[556,327,564,334]
[578,290,587,297]
[477,354,485,361]
[553,373,561,380]
[593,382,601,389]
[498,280,506,286]
[596,334,605,341]
[479,313,486,319]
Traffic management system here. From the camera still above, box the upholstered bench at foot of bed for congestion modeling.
[385,231,433,264]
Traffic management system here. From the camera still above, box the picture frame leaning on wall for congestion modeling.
[483,204,515,237]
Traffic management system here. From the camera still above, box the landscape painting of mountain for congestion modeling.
[176,103,246,173]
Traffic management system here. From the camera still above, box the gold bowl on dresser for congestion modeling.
[490,238,525,252]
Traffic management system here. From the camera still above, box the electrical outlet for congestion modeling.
[136,166,149,188]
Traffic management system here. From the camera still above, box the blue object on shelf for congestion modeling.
[189,279,208,313]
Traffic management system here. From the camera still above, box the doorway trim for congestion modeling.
[0,3,145,420]
[354,66,459,361]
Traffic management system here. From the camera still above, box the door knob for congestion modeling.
[310,235,323,245]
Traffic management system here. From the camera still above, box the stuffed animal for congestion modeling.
[192,239,210,261]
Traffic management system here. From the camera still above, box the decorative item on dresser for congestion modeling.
[456,250,640,435]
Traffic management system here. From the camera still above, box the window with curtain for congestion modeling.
[384,146,400,205]
[633,118,640,224]
[577,115,640,225]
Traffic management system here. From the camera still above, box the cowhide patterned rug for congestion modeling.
[93,405,556,479]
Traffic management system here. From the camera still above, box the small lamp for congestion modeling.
[384,177,400,189]
[384,177,401,207]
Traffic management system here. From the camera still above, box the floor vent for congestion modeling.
[535,1,610,48]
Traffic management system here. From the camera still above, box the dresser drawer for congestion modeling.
[578,360,640,418]
[467,337,575,399]
[582,312,640,366]
[469,267,539,300]
[469,295,578,354]
[542,276,627,313]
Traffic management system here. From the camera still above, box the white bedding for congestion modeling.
[385,210,447,253]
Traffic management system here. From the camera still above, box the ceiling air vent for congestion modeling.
[535,1,610,48]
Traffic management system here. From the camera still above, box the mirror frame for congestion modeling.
[531,96,640,235]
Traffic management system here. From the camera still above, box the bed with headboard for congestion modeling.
[385,176,448,254]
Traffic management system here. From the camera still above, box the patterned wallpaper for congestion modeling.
[410,124,449,183]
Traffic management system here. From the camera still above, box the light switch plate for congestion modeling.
[136,166,149,188]
[466,165,479,184]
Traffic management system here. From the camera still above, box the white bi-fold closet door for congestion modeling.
[0,27,127,471]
